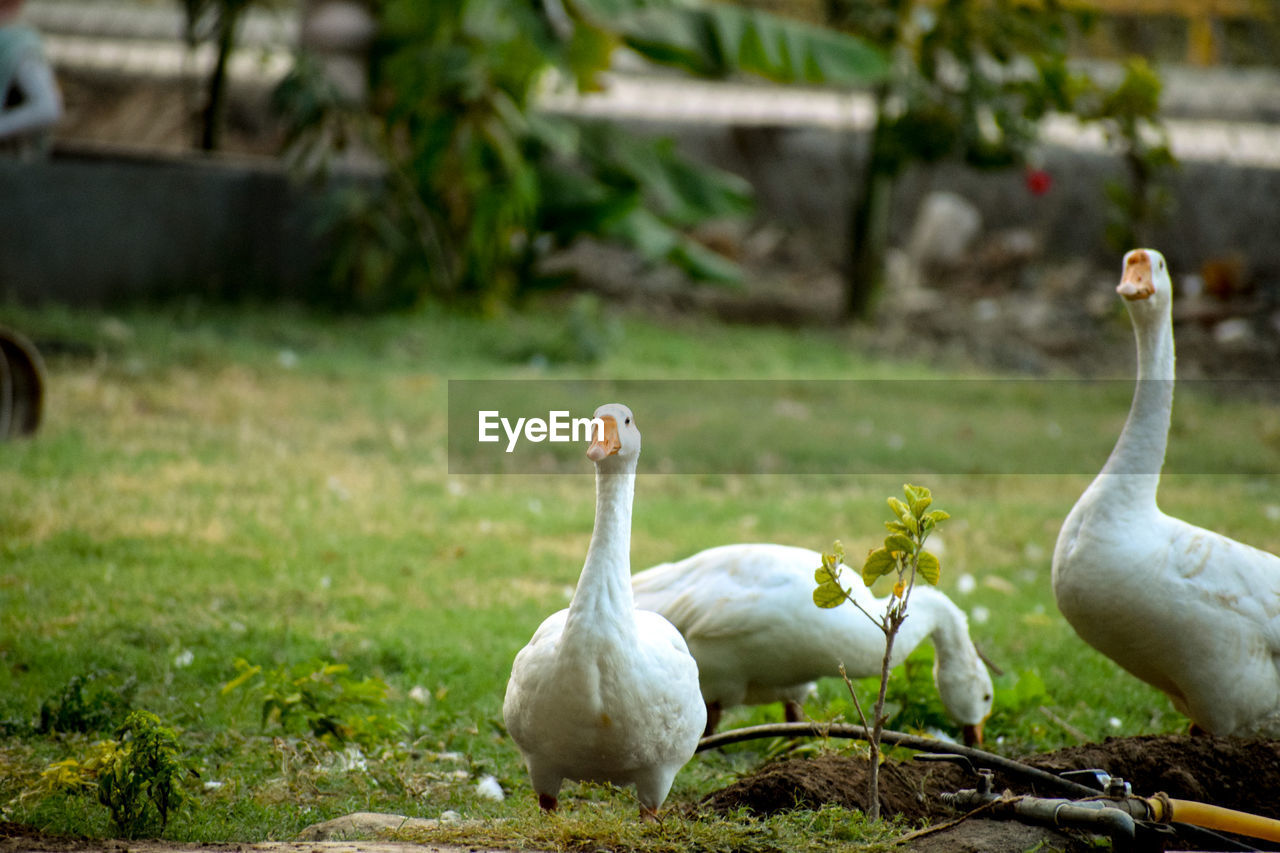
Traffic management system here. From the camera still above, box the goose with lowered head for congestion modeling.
[632,542,993,744]
[502,404,705,818]
[1052,248,1280,737]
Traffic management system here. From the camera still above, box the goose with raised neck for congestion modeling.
[1052,248,1280,737]
[503,404,705,817]
[633,542,993,744]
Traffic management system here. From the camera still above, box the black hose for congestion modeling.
[698,722,1108,799]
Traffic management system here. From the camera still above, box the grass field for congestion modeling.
[1,300,1277,849]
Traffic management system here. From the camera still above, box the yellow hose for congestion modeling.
[1146,793,1280,843]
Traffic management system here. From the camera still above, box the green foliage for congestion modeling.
[1074,58,1177,251]
[830,0,1091,316]
[220,659,399,747]
[985,668,1060,750]
[815,484,947,609]
[587,0,888,84]
[276,0,762,310]
[97,711,193,838]
[831,0,1083,174]
[24,741,120,800]
[37,672,135,735]
[995,668,1051,716]
[537,121,752,284]
[28,712,193,839]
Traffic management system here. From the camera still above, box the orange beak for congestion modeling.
[586,415,621,461]
[962,722,983,747]
[1117,250,1155,301]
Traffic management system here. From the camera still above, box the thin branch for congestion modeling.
[846,595,888,634]
[837,664,870,732]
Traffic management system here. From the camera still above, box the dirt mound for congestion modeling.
[702,751,970,822]
[702,734,1280,850]
[1025,734,1280,820]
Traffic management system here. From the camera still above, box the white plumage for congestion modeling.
[633,543,993,744]
[1053,248,1280,737]
[502,404,705,816]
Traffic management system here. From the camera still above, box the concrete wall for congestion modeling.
[0,148,322,305]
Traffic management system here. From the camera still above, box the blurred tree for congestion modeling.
[824,0,1091,318]
[1074,57,1176,252]
[181,0,261,151]
[275,0,887,310]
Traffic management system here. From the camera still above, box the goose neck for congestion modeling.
[909,587,964,658]
[566,462,637,631]
[1094,302,1174,504]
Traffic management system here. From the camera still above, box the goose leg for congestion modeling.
[703,701,722,737]
[784,700,804,723]
[640,806,661,822]
[538,793,558,812]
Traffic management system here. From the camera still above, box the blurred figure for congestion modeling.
[0,0,61,156]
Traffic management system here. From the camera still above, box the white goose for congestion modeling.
[632,543,993,745]
[502,404,705,817]
[1052,248,1280,737]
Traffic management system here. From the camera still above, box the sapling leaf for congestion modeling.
[884,533,915,555]
[917,550,941,585]
[813,580,849,609]
[927,509,951,524]
[905,484,932,516]
[887,497,910,522]
[816,545,851,607]
[861,547,897,585]
[884,520,911,535]
[902,513,919,536]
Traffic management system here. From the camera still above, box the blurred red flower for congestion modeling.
[1025,168,1052,196]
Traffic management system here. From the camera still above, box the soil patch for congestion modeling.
[702,734,1280,850]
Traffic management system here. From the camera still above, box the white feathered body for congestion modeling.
[1056,487,1280,737]
[633,543,991,726]
[1052,248,1280,737]
[503,606,704,802]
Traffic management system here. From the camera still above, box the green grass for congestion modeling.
[1,300,1278,849]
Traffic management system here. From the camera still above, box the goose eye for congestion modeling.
[625,417,631,425]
